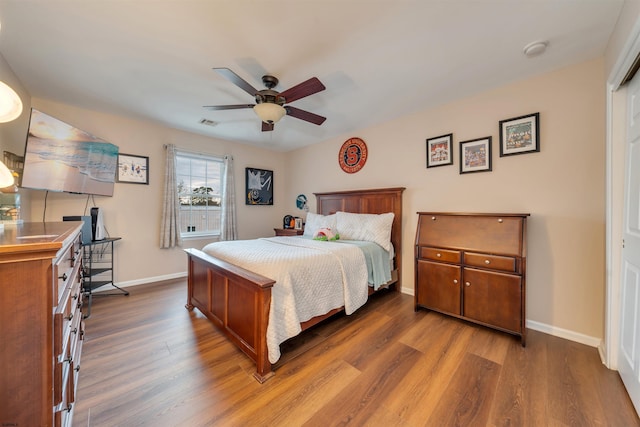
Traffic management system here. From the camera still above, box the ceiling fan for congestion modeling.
[204,67,327,132]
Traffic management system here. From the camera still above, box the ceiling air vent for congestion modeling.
[199,118,217,126]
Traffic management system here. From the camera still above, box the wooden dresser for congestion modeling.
[0,222,85,426]
[414,212,529,344]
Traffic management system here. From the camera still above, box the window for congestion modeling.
[175,151,223,238]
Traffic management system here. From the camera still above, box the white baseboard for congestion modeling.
[400,287,603,349]
[91,272,187,293]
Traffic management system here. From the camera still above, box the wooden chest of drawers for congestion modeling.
[415,212,529,344]
[0,222,85,426]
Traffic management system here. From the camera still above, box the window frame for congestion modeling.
[175,150,224,239]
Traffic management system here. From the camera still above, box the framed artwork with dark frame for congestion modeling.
[499,112,540,156]
[460,137,492,174]
[426,133,453,168]
[245,167,273,205]
[116,153,149,184]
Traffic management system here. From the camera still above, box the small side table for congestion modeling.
[274,228,304,236]
[82,237,129,318]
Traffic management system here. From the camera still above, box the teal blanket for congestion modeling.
[336,239,392,289]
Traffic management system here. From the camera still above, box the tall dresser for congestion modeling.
[415,212,529,345]
[0,222,85,426]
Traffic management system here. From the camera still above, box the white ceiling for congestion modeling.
[0,0,624,151]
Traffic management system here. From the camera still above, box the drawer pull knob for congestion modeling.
[453,279,458,284]
[431,216,436,220]
[498,218,503,223]
[66,313,73,321]
[484,260,491,265]
[59,273,68,281]
[436,253,441,257]
[465,282,471,287]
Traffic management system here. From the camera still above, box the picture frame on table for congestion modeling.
[246,167,274,205]
[426,133,453,168]
[116,153,149,184]
[460,137,492,174]
[499,112,540,157]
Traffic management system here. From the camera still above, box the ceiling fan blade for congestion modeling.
[262,122,274,132]
[213,67,259,97]
[279,77,326,103]
[285,106,326,125]
[203,104,254,110]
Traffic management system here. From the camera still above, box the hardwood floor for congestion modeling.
[73,279,639,426]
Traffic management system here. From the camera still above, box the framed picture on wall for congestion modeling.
[116,153,149,184]
[499,112,540,156]
[246,167,273,205]
[426,133,453,168]
[460,137,492,174]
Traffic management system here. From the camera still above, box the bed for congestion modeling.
[184,187,405,382]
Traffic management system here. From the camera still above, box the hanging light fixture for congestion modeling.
[0,80,22,123]
[0,160,13,188]
[253,102,286,124]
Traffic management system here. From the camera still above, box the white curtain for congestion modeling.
[220,154,237,241]
[160,144,183,248]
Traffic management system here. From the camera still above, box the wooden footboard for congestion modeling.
[184,247,276,383]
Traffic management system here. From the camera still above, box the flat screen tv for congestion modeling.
[21,108,119,197]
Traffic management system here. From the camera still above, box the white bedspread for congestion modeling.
[201,236,368,363]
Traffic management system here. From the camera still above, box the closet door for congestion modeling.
[619,70,640,415]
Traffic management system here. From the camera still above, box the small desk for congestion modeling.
[82,237,128,317]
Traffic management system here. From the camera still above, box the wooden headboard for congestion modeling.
[314,187,405,290]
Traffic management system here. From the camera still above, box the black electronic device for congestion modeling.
[283,215,294,229]
[63,215,92,244]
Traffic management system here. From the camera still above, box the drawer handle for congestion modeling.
[498,218,503,223]
[72,292,78,300]
[75,364,81,373]
[453,279,458,284]
[436,253,441,258]
[72,327,78,334]
[64,355,73,363]
[484,259,491,265]
[465,282,471,287]
[59,273,68,281]
[66,313,73,321]
[431,216,436,220]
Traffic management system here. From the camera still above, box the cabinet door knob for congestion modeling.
[453,279,458,284]
[465,282,471,287]
[436,253,441,257]
[484,259,491,265]
[431,216,436,220]
[59,273,68,281]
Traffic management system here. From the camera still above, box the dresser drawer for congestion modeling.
[464,252,518,273]
[419,247,461,263]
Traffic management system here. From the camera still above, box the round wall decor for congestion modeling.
[338,137,368,173]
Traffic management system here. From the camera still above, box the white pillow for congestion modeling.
[336,211,394,252]
[303,212,337,237]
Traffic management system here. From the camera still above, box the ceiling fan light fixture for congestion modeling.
[253,102,286,124]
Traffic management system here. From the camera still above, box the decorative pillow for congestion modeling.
[313,227,339,241]
[336,211,394,252]
[303,212,337,237]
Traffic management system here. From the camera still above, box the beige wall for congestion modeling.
[8,97,288,286]
[0,53,608,342]
[285,58,607,341]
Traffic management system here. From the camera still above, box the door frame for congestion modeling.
[605,17,640,369]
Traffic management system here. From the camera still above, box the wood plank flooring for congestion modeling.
[73,279,639,426]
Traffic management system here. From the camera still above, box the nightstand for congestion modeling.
[274,228,304,236]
